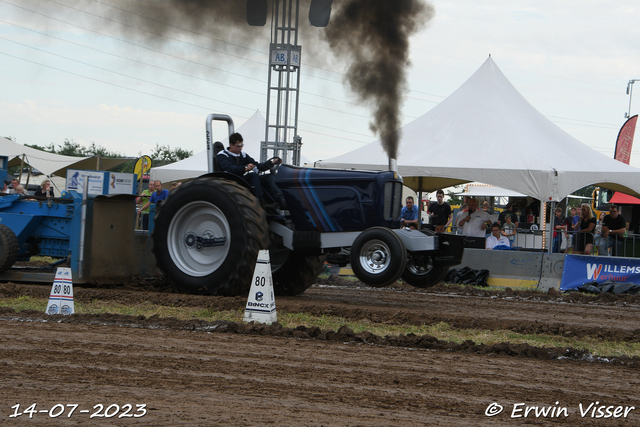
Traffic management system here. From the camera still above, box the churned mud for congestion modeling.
[1,277,639,425]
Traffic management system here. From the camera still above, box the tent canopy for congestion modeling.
[454,184,527,198]
[609,192,640,205]
[152,110,310,183]
[316,57,640,202]
[1,137,132,177]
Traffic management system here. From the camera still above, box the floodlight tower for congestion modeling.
[248,0,332,165]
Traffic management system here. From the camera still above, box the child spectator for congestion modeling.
[501,215,516,245]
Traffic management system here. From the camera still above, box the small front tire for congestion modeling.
[350,227,406,287]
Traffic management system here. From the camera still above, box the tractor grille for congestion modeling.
[383,181,403,220]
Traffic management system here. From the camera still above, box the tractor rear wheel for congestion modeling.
[350,227,406,288]
[0,224,18,273]
[401,253,449,288]
[271,250,323,296]
[152,178,269,296]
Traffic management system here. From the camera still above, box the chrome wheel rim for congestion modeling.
[167,201,230,277]
[358,239,391,275]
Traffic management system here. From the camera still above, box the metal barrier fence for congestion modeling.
[446,225,640,257]
[449,225,547,251]
[554,229,640,257]
[595,232,640,257]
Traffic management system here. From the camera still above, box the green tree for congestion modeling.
[16,140,191,175]
[25,142,56,153]
[568,185,596,208]
[446,185,465,206]
[149,144,193,167]
[23,139,135,173]
[25,139,125,158]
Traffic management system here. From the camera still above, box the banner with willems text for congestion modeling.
[560,255,640,291]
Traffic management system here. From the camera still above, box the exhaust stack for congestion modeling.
[389,158,397,173]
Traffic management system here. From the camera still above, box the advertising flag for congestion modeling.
[614,115,638,164]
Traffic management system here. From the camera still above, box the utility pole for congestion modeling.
[625,79,639,118]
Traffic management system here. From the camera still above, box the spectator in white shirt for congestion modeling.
[486,222,511,249]
[458,198,492,237]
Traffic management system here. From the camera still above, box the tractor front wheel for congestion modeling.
[350,227,406,288]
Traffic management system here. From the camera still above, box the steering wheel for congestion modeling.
[267,157,282,173]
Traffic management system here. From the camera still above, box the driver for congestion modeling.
[217,132,287,210]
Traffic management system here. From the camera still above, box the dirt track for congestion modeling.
[1,278,640,426]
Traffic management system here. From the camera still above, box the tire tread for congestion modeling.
[152,178,269,296]
[0,224,19,273]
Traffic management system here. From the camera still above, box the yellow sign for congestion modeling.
[134,156,152,179]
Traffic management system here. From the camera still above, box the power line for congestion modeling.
[0,5,372,115]
[0,0,266,83]
[0,49,377,143]
[0,35,261,113]
[0,0,629,148]
[0,27,373,120]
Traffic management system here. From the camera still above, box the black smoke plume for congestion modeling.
[21,0,433,159]
[321,0,433,159]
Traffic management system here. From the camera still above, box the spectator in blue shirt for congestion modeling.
[400,196,420,229]
[138,180,169,214]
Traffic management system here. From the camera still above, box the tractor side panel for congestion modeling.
[275,165,401,232]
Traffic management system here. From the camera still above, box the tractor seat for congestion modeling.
[213,141,224,172]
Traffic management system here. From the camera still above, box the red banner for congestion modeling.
[614,115,638,164]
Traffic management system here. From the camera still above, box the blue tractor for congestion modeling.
[0,159,147,283]
[152,114,465,296]
[0,155,84,276]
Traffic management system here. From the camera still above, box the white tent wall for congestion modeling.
[316,57,640,203]
[1,137,89,177]
[151,111,311,183]
[1,137,131,178]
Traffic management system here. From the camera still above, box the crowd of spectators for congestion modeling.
[416,193,632,256]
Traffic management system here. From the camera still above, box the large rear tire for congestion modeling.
[350,227,406,288]
[152,178,269,296]
[401,253,449,288]
[272,251,323,296]
[0,224,18,273]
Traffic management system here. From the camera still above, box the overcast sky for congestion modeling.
[1,0,639,168]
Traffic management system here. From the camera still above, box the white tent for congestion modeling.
[152,110,311,183]
[454,183,527,198]
[316,57,640,202]
[0,137,131,177]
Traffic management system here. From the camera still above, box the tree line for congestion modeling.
[21,139,192,173]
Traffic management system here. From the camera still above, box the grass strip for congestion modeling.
[1,296,637,358]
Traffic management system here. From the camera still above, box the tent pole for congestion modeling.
[548,201,556,254]
[19,154,25,185]
[26,162,32,190]
[418,179,424,227]
[539,200,545,251]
